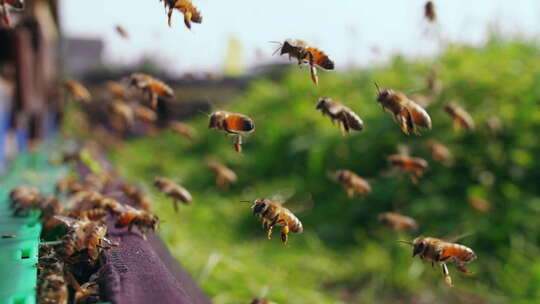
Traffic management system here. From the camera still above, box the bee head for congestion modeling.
[316,97,330,110]
[252,199,269,215]
[374,83,392,102]
[208,111,224,129]
[412,237,427,257]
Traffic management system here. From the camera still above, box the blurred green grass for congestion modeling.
[106,37,540,303]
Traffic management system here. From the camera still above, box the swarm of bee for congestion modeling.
[316,98,364,135]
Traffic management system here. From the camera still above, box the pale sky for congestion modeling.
[61,0,540,75]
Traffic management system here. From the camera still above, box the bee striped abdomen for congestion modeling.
[225,115,255,132]
[441,244,476,262]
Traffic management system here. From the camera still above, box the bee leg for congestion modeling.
[455,262,473,274]
[280,225,290,245]
[151,92,158,109]
[173,199,179,213]
[441,263,453,287]
[167,8,174,27]
[339,122,346,136]
[266,226,273,240]
[183,11,193,30]
[234,135,242,154]
[346,188,354,198]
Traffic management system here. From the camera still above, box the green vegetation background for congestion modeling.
[106,38,540,303]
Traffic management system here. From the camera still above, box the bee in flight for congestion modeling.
[316,97,364,135]
[115,25,129,39]
[273,39,334,86]
[378,212,418,230]
[154,177,192,212]
[444,102,475,131]
[206,159,237,190]
[0,0,24,28]
[64,79,92,103]
[400,236,477,287]
[332,169,371,199]
[387,154,428,184]
[129,73,174,109]
[375,84,432,135]
[208,110,255,153]
[424,1,436,22]
[169,121,196,141]
[243,198,303,245]
[426,140,453,166]
[164,0,202,29]
[468,197,491,213]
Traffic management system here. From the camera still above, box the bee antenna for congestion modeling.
[397,240,413,246]
[374,82,381,93]
[239,200,252,203]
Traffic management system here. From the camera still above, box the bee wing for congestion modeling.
[282,193,314,214]
[407,102,432,129]
[269,188,296,205]
[53,215,81,228]
[444,232,475,243]
[340,109,364,131]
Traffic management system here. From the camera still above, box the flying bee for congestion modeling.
[251,299,278,304]
[206,159,237,190]
[64,79,92,103]
[387,154,428,184]
[333,170,372,199]
[115,205,159,240]
[426,140,453,166]
[444,103,475,131]
[169,121,196,141]
[400,236,477,287]
[378,212,418,230]
[375,84,432,135]
[105,81,129,99]
[424,1,436,22]
[316,97,364,135]
[167,0,202,29]
[0,0,24,28]
[208,111,255,153]
[111,100,135,126]
[115,24,129,39]
[134,104,158,123]
[469,197,491,213]
[244,198,303,245]
[129,73,174,108]
[486,115,502,135]
[154,177,192,212]
[9,185,43,216]
[120,183,153,211]
[273,39,334,86]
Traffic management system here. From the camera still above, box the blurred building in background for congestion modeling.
[63,37,104,77]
